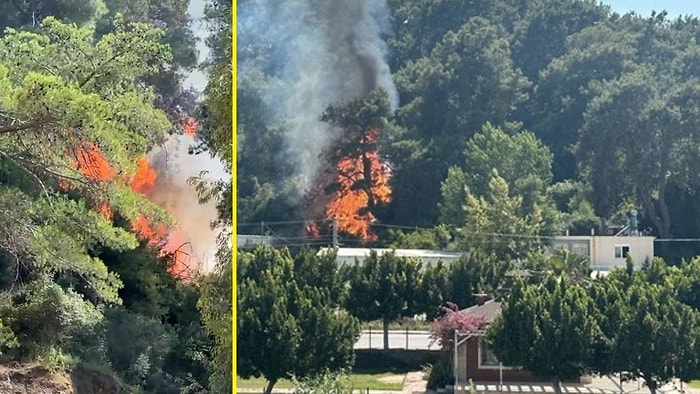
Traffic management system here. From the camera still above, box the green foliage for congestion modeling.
[384,225,453,250]
[440,123,562,242]
[548,180,601,235]
[1,281,103,360]
[462,123,554,201]
[291,370,354,394]
[102,308,175,389]
[490,258,700,393]
[0,0,108,32]
[425,358,453,390]
[590,260,700,391]
[345,251,421,349]
[459,171,547,258]
[198,251,232,394]
[235,0,700,240]
[0,20,175,357]
[530,248,592,283]
[417,261,450,320]
[237,246,360,394]
[386,14,530,226]
[489,275,599,389]
[0,318,18,356]
[0,13,218,393]
[200,0,232,163]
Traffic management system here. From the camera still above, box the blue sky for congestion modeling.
[605,0,700,18]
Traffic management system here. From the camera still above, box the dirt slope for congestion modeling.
[0,363,127,394]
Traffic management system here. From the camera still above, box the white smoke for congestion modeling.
[238,0,398,197]
[147,134,228,273]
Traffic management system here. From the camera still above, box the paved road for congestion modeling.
[354,330,434,350]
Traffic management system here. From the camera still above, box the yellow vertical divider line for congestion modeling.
[231,0,238,392]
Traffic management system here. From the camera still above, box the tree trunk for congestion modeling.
[657,182,671,238]
[639,179,672,238]
[642,375,656,394]
[383,318,390,350]
[553,378,562,394]
[264,378,277,394]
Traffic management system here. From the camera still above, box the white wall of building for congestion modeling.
[590,236,654,270]
[317,247,462,267]
[550,236,654,271]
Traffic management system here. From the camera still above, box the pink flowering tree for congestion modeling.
[429,302,487,351]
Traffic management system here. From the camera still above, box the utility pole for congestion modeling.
[332,217,338,248]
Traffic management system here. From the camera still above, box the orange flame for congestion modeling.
[63,144,193,281]
[99,202,113,220]
[131,157,157,195]
[325,128,391,241]
[74,145,114,182]
[127,157,192,281]
[182,117,198,137]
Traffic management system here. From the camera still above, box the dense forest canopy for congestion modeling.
[237,0,700,258]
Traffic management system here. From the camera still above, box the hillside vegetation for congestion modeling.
[0,0,233,393]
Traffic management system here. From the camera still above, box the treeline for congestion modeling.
[417,254,700,393]
[0,0,233,393]
[487,257,700,394]
[238,0,700,255]
[240,245,700,394]
[237,244,587,393]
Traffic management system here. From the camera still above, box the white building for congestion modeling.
[549,235,655,271]
[237,235,275,249]
[316,247,462,267]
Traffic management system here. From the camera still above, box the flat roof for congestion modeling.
[317,247,462,260]
[551,235,655,241]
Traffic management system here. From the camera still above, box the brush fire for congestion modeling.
[66,119,211,281]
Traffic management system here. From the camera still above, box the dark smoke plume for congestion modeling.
[238,0,398,197]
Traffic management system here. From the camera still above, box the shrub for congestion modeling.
[429,302,486,351]
[426,358,453,390]
[0,282,102,359]
[291,370,354,394]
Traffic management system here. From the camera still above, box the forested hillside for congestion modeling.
[238,0,700,259]
[0,0,233,393]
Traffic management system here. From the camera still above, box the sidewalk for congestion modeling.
[236,373,700,394]
[448,376,700,394]
[236,371,427,394]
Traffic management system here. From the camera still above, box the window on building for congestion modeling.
[480,341,500,367]
[615,245,630,259]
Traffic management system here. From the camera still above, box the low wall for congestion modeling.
[354,349,442,370]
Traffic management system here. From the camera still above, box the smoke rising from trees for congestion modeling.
[238,0,398,197]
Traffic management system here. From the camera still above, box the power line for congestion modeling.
[239,219,700,247]
[237,218,333,226]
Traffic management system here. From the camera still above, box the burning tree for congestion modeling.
[0,16,193,320]
[314,89,394,241]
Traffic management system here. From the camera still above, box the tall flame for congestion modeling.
[127,153,193,281]
[64,137,197,281]
[325,128,391,241]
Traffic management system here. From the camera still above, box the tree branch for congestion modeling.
[78,51,125,88]
[0,116,56,135]
[0,149,51,202]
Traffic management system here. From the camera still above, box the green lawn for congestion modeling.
[236,369,406,392]
[688,380,700,389]
[236,377,294,390]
